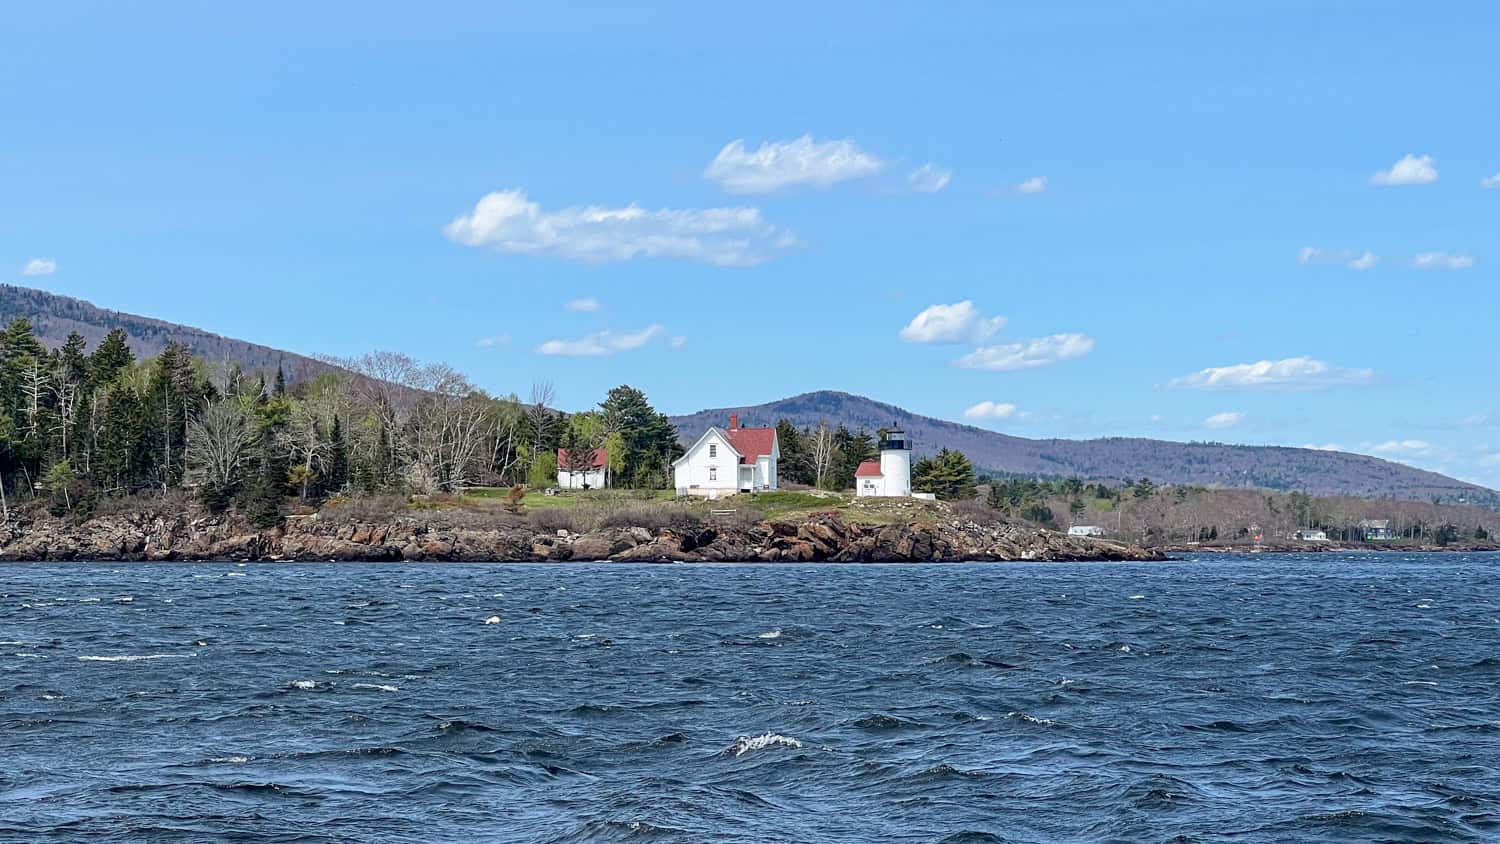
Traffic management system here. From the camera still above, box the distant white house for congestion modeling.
[673,414,779,499]
[1068,525,1106,537]
[556,447,608,490]
[855,427,915,498]
[1293,528,1329,542]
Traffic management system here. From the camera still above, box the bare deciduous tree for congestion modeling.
[187,399,256,492]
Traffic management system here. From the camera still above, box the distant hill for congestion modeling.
[670,391,1500,507]
[0,283,334,381]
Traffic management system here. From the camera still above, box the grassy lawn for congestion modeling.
[413,486,947,526]
[462,487,677,510]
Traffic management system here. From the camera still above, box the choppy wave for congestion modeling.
[727,733,803,756]
[4,553,1500,842]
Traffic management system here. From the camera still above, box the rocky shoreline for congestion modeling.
[0,508,1160,564]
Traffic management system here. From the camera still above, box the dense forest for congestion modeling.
[0,318,685,525]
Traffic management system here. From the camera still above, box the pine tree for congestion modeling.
[327,415,349,493]
[244,441,285,527]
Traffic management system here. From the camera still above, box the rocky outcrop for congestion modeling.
[0,508,1161,563]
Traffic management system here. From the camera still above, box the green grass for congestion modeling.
[462,487,676,510]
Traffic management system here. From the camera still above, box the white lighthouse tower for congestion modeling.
[856,425,913,497]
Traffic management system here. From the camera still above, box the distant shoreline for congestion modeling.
[1160,542,1500,555]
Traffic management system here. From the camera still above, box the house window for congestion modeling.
[709,468,717,481]
[709,444,717,458]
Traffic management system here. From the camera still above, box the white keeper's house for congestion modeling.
[854,426,914,498]
[673,414,779,499]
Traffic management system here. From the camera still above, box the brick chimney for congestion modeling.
[729,414,739,430]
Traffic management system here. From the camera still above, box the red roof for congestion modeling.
[725,426,777,465]
[557,447,608,469]
[855,460,883,478]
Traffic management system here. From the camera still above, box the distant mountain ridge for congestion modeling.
[0,284,334,381]
[7,285,1489,507]
[670,391,1499,507]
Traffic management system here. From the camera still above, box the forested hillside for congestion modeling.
[0,311,682,523]
[0,284,333,382]
[671,391,1499,507]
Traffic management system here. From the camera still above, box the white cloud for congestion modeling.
[1302,443,1345,452]
[1461,411,1492,426]
[669,335,688,350]
[963,401,1019,420]
[564,297,602,312]
[444,189,796,267]
[1411,252,1474,270]
[1370,153,1438,186]
[475,335,511,348]
[1374,156,1440,188]
[22,258,56,276]
[1169,356,1374,391]
[1016,176,1047,195]
[908,163,952,193]
[1299,247,1378,269]
[956,333,1095,372]
[1204,411,1245,429]
[1481,173,1500,189]
[899,301,1006,344]
[703,135,884,195]
[535,324,664,357]
[1372,439,1435,456]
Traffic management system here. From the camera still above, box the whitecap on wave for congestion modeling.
[288,680,318,690]
[352,683,399,693]
[1006,711,1056,726]
[727,732,802,756]
[77,653,194,662]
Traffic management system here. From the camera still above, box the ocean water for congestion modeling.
[2,554,1498,843]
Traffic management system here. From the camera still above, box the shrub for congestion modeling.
[595,501,701,532]
[529,507,581,533]
[952,500,1003,525]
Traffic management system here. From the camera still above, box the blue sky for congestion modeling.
[3,2,1498,487]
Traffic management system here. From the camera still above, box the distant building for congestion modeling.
[557,447,608,490]
[1068,525,1106,537]
[1293,528,1329,542]
[1359,519,1394,541]
[673,414,779,499]
[855,427,913,497]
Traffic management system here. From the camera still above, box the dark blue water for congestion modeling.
[3,555,1498,842]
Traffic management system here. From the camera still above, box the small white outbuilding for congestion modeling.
[556,447,608,490]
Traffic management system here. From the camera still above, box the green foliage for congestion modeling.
[244,442,286,528]
[598,385,680,489]
[528,451,557,490]
[1020,502,1056,525]
[1132,478,1156,499]
[912,448,977,501]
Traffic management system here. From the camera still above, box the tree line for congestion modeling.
[0,319,683,525]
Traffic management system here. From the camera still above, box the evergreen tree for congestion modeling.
[912,448,978,501]
[327,415,349,492]
[775,419,814,485]
[244,442,286,528]
[599,385,681,488]
[88,329,135,385]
